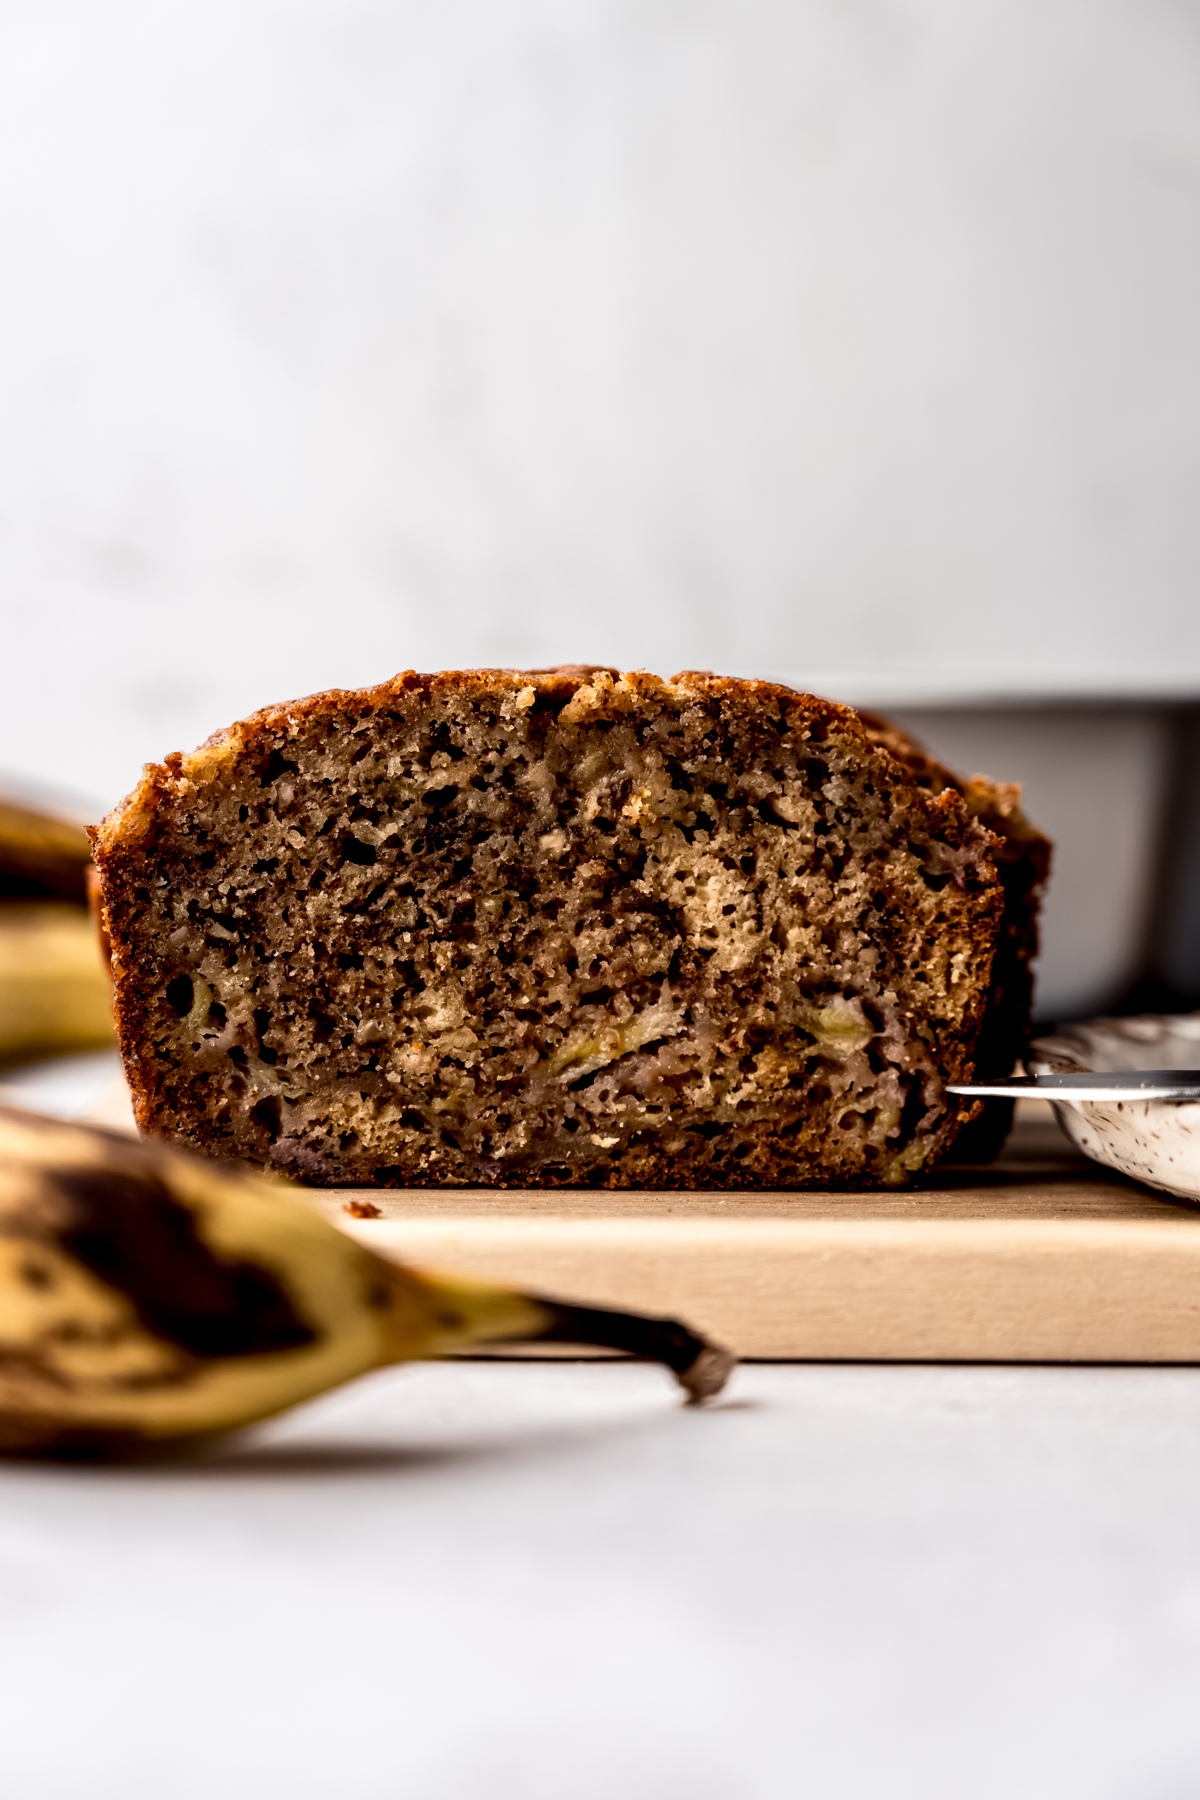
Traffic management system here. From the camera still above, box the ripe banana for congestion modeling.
[0,1106,734,1456]
[0,795,92,904]
[0,903,115,1065]
[0,789,113,1064]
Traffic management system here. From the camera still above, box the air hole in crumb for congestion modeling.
[252,1095,281,1136]
[898,1082,927,1136]
[341,836,377,867]
[259,749,297,787]
[166,975,194,1015]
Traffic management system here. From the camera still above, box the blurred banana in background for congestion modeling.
[0,796,113,1065]
[0,1106,734,1456]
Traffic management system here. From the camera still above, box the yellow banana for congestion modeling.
[0,904,114,1065]
[0,788,113,1064]
[0,795,92,904]
[0,1106,733,1456]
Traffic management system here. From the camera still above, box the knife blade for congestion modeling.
[948,1072,1200,1103]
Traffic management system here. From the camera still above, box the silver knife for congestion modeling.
[948,1072,1200,1103]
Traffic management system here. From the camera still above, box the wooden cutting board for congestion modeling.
[87,1081,1200,1362]
[302,1105,1200,1364]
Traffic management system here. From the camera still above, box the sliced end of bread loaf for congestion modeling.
[91,669,1008,1189]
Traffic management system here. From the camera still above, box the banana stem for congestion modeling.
[382,1267,736,1405]
[506,1297,735,1405]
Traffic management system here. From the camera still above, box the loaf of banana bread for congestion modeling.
[90,668,1020,1189]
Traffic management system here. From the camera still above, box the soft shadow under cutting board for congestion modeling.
[304,1106,1200,1363]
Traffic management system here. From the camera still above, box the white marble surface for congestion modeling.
[2,1360,1200,1798]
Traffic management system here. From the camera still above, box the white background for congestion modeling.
[1,0,1199,813]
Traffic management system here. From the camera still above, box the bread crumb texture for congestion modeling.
[90,669,1020,1190]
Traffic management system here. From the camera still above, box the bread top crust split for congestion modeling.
[91,668,1014,1190]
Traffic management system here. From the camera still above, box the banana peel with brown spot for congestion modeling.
[0,1107,734,1456]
